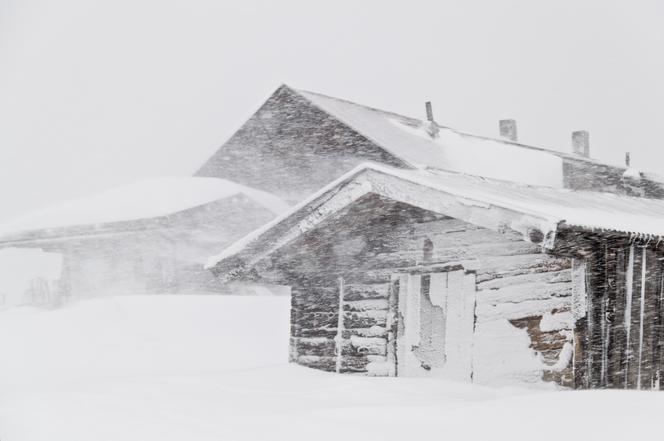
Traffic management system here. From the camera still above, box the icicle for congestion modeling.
[624,245,634,388]
[334,277,345,374]
[637,247,647,389]
[629,233,636,245]
[657,274,664,389]
[601,245,609,386]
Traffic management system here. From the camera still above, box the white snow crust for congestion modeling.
[298,89,564,187]
[383,165,664,239]
[540,311,573,332]
[623,167,642,180]
[1,294,663,441]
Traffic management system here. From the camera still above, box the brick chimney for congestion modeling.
[572,130,590,157]
[499,119,517,142]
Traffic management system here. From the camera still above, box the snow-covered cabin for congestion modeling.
[209,163,664,389]
[0,178,288,303]
[196,84,664,202]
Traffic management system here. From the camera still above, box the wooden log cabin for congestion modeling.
[208,163,664,389]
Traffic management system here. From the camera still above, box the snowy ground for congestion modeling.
[0,295,662,441]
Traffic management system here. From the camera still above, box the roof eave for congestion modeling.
[210,164,562,281]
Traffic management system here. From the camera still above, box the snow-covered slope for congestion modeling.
[298,89,564,187]
[0,295,662,441]
[0,177,289,236]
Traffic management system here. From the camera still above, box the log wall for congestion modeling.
[290,282,392,374]
[279,196,574,386]
[570,238,664,390]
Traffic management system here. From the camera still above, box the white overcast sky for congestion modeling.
[1,0,662,221]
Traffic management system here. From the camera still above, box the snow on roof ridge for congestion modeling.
[207,161,664,270]
[0,177,289,238]
[230,181,291,215]
[294,87,644,172]
[206,161,551,269]
[396,166,664,239]
[296,88,426,126]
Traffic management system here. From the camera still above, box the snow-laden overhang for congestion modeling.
[0,177,289,247]
[209,162,664,282]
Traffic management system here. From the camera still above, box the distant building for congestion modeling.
[197,85,664,202]
[0,178,288,302]
[210,163,664,389]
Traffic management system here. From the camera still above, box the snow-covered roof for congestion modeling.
[297,89,594,188]
[0,177,289,242]
[208,162,664,276]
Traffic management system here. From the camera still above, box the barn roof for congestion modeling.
[294,88,640,187]
[207,163,664,278]
[0,178,289,245]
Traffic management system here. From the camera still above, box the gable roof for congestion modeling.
[297,88,608,166]
[0,178,289,245]
[208,163,664,279]
[197,84,664,197]
[293,87,631,188]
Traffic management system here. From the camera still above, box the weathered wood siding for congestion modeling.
[473,261,573,386]
[568,237,664,390]
[562,158,664,199]
[274,195,574,386]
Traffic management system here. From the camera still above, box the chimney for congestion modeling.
[572,130,590,157]
[499,119,517,142]
[425,101,434,122]
[424,101,439,138]
[625,152,631,167]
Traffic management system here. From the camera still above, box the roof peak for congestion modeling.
[289,86,625,170]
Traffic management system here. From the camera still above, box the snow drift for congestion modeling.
[0,295,662,441]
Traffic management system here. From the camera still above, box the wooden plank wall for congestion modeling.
[580,241,664,389]
[287,209,575,385]
[285,202,664,389]
[473,258,574,386]
[404,219,574,386]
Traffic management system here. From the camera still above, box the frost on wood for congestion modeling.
[223,162,664,392]
[213,157,664,389]
[225,188,581,387]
